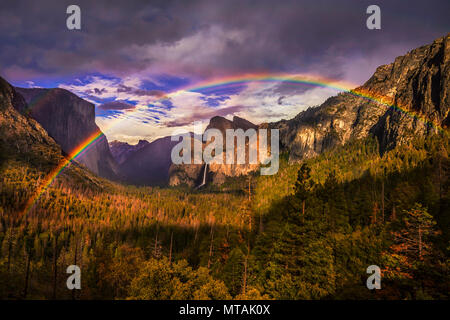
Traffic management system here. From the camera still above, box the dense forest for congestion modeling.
[0,130,449,299]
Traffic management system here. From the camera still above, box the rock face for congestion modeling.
[110,139,149,165]
[168,159,204,188]
[0,77,62,168]
[7,34,444,188]
[14,87,120,180]
[170,34,449,186]
[169,116,261,187]
[206,115,257,132]
[168,133,204,188]
[207,116,260,184]
[368,34,449,152]
[272,33,449,161]
[271,90,392,161]
[119,136,179,186]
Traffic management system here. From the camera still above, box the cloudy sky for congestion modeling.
[0,0,448,144]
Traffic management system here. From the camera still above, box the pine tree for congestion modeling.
[391,203,438,260]
[293,163,314,221]
[383,203,439,281]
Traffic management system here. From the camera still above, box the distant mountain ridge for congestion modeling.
[110,139,149,165]
[206,115,258,132]
[118,136,179,186]
[14,87,121,181]
[3,33,448,188]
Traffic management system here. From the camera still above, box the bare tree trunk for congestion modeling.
[372,203,377,224]
[302,200,305,223]
[381,181,385,223]
[438,156,442,201]
[259,213,263,234]
[23,251,31,299]
[194,224,199,244]
[169,231,173,264]
[207,225,214,269]
[7,225,13,273]
[248,177,251,202]
[242,236,251,296]
[242,257,247,296]
[52,237,58,299]
[72,238,78,300]
[418,226,422,260]
[154,227,159,257]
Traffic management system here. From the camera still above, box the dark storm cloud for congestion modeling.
[87,88,108,95]
[0,0,448,83]
[273,83,312,96]
[98,100,135,110]
[117,84,165,97]
[164,105,246,127]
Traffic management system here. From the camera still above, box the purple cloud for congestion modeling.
[98,100,136,110]
[1,0,448,84]
[164,105,246,127]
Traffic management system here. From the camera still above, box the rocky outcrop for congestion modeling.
[207,116,260,184]
[110,139,149,165]
[272,33,449,161]
[0,77,62,168]
[14,87,120,180]
[169,160,204,188]
[169,116,261,187]
[368,34,449,152]
[270,92,389,161]
[168,133,204,187]
[206,115,257,132]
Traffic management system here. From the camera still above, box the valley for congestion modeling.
[0,34,449,300]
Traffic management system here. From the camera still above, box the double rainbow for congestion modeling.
[21,73,446,214]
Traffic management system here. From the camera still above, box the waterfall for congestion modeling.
[202,163,207,185]
[196,163,208,189]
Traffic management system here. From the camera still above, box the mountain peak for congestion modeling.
[232,116,257,130]
[271,33,449,161]
[110,139,150,165]
[207,115,257,133]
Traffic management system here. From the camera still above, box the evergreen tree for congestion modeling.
[294,163,313,218]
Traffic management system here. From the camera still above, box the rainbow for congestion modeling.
[21,72,447,214]
[21,130,105,214]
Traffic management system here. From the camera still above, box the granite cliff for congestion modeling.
[169,116,261,187]
[14,87,120,180]
[272,34,449,161]
[169,34,449,186]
